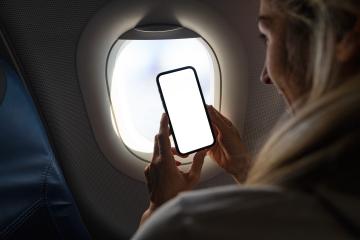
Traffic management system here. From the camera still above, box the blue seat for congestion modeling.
[0,59,90,239]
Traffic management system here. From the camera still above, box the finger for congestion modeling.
[159,113,170,136]
[153,135,159,156]
[214,125,224,144]
[212,126,229,157]
[218,114,233,128]
[212,125,220,138]
[144,164,153,193]
[211,107,241,136]
[171,148,189,158]
[216,135,231,159]
[158,113,172,158]
[151,135,161,163]
[144,164,150,179]
[210,106,233,128]
[188,150,206,178]
[207,106,230,131]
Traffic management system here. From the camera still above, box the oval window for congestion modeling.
[107,26,221,163]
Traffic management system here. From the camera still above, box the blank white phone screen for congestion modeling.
[158,67,214,154]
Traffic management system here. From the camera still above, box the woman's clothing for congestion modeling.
[132,185,359,240]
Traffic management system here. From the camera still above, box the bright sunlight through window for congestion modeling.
[107,37,219,155]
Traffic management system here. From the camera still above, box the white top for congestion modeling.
[132,185,359,240]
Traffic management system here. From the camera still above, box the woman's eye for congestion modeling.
[259,33,268,45]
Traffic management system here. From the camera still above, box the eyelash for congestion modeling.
[259,33,268,45]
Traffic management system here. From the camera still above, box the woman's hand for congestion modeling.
[207,106,251,183]
[140,113,207,225]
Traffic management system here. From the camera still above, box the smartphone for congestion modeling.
[156,66,215,156]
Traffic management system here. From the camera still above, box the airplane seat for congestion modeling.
[0,58,90,239]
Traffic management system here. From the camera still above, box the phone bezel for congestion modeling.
[156,66,216,156]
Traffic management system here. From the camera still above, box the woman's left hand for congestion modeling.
[140,113,207,225]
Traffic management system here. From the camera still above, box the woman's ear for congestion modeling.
[336,17,360,63]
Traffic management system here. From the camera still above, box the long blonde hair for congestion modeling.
[246,0,360,188]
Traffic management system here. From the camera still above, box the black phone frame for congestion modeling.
[156,66,216,156]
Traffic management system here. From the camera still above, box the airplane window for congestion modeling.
[107,31,220,158]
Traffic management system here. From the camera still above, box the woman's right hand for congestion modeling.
[207,106,251,183]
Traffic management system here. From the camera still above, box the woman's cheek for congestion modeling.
[269,40,288,87]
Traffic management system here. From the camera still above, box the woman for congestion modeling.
[133,0,360,239]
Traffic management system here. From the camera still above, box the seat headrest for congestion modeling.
[0,65,6,104]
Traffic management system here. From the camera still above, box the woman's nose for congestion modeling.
[260,66,273,84]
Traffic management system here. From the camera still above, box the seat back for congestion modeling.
[0,58,90,239]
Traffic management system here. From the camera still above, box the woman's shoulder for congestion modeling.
[133,185,349,240]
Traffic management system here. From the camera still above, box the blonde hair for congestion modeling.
[247,0,360,188]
